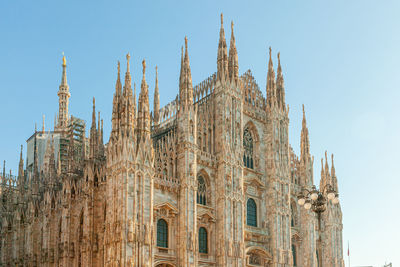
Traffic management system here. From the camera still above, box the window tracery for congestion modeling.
[243,128,254,169]
[197,175,207,205]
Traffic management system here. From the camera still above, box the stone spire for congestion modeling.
[320,158,325,190]
[276,52,286,110]
[217,13,228,81]
[111,61,122,138]
[137,59,151,141]
[133,83,137,118]
[123,53,132,97]
[120,53,135,135]
[331,154,338,192]
[266,47,276,109]
[57,53,71,130]
[228,20,239,84]
[18,145,25,193]
[300,104,311,163]
[18,145,24,179]
[154,66,160,124]
[90,97,98,158]
[320,151,331,190]
[179,37,193,108]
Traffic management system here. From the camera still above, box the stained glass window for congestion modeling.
[198,227,208,253]
[157,219,168,248]
[247,198,257,227]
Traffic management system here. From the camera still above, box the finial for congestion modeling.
[221,13,223,26]
[35,122,37,133]
[117,61,120,75]
[185,36,188,50]
[62,52,66,66]
[142,59,146,76]
[278,52,280,63]
[93,96,96,107]
[302,104,305,117]
[231,21,234,31]
[126,53,130,72]
[269,47,272,58]
[156,65,158,76]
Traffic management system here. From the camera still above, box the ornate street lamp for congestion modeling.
[297,184,339,214]
[297,184,339,267]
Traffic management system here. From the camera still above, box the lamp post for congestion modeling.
[297,184,339,267]
[297,184,339,213]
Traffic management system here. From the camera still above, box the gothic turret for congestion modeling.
[331,154,338,192]
[217,13,228,81]
[18,145,24,191]
[300,105,311,164]
[57,54,71,130]
[266,47,276,109]
[228,21,239,84]
[137,59,151,143]
[111,61,122,139]
[179,37,193,109]
[121,53,135,136]
[300,105,313,187]
[276,52,286,110]
[153,66,160,124]
[90,97,98,159]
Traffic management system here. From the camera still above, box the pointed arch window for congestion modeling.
[197,175,207,205]
[243,128,254,169]
[247,198,257,227]
[198,227,208,253]
[291,202,298,227]
[157,219,168,248]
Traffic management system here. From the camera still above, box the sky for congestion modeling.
[1,0,399,266]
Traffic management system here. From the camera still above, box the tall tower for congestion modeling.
[176,36,198,266]
[57,54,71,130]
[213,14,246,266]
[264,48,292,266]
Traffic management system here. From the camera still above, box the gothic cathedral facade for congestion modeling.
[0,15,344,267]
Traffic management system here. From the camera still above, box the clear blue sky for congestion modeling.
[1,1,399,266]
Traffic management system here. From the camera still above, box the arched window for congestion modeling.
[247,198,257,227]
[292,244,297,266]
[291,202,297,227]
[243,128,254,169]
[198,227,208,253]
[157,219,168,248]
[197,175,207,205]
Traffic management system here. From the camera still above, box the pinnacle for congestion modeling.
[126,53,131,72]
[142,59,146,79]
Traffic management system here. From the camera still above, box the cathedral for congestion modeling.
[0,14,344,267]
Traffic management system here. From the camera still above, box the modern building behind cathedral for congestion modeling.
[0,15,344,267]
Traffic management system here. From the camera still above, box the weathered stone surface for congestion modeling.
[0,14,344,267]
